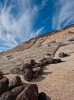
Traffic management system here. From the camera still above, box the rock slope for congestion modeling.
[0,24,74,100]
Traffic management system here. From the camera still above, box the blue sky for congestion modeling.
[0,0,74,51]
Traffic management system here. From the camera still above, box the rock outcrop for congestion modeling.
[0,76,9,96]
[0,73,49,100]
[9,76,22,90]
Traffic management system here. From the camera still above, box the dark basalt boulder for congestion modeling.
[0,71,3,79]
[16,84,38,100]
[38,92,47,100]
[0,73,49,100]
[9,76,22,90]
[46,53,51,56]
[23,63,31,70]
[38,67,43,74]
[22,58,62,81]
[23,68,33,81]
[33,72,39,78]
[30,59,37,66]
[0,76,9,96]
[0,91,15,100]
[51,58,62,64]
[39,58,48,67]
[45,57,54,64]
[11,86,24,99]
[39,57,54,66]
[58,52,69,58]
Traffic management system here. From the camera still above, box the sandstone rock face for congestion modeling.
[0,76,9,96]
[9,76,22,90]
[16,84,38,100]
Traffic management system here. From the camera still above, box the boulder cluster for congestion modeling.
[11,57,62,81]
[0,72,49,100]
[23,58,62,81]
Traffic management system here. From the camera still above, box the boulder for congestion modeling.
[38,92,47,100]
[52,58,62,63]
[39,57,62,65]
[9,76,22,90]
[35,63,41,67]
[11,86,24,99]
[0,76,9,96]
[30,59,37,66]
[33,72,39,78]
[39,58,47,67]
[32,67,41,72]
[23,68,33,81]
[47,53,51,56]
[0,91,15,100]
[45,57,54,64]
[23,63,32,70]
[32,67,43,74]
[39,57,55,67]
[16,84,38,100]
[58,52,69,58]
[38,68,43,74]
[0,71,3,79]
[45,57,62,64]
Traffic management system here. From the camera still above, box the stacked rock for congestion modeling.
[0,72,49,100]
[10,57,62,81]
[23,59,43,81]
[23,58,62,81]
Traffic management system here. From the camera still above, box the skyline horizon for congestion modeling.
[0,0,74,51]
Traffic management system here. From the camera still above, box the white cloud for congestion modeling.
[40,0,48,9]
[28,27,44,40]
[0,0,44,51]
[52,0,74,30]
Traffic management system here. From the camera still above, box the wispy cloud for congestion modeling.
[52,0,74,30]
[40,0,48,9]
[1,0,74,51]
[0,0,44,51]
